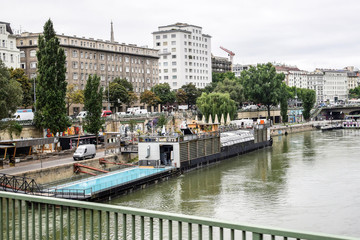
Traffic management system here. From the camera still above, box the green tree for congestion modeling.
[66,84,84,115]
[156,114,168,128]
[349,86,360,99]
[151,83,175,105]
[180,83,200,105]
[196,92,237,121]
[126,92,138,107]
[279,83,289,124]
[35,19,70,134]
[298,89,316,121]
[83,75,104,147]
[9,68,32,108]
[140,90,160,108]
[108,80,128,111]
[241,63,284,119]
[214,78,244,107]
[176,89,187,105]
[0,60,23,120]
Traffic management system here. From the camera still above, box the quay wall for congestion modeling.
[270,123,314,136]
[14,153,137,185]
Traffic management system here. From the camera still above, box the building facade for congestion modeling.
[275,65,308,88]
[152,23,212,90]
[315,69,348,103]
[307,72,325,104]
[0,21,20,68]
[232,64,254,78]
[17,31,159,115]
[211,55,231,73]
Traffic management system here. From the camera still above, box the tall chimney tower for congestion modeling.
[110,21,114,43]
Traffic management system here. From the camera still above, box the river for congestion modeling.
[109,129,360,238]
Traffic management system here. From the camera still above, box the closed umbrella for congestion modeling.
[226,113,231,125]
[214,114,219,124]
[220,114,225,125]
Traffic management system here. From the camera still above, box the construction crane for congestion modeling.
[220,46,235,71]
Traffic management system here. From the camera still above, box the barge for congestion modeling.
[138,122,272,171]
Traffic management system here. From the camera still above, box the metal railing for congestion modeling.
[0,191,357,240]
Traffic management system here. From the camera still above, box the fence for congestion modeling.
[0,191,357,240]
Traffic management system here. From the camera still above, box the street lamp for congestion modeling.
[33,77,36,112]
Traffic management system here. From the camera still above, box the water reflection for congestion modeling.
[109,130,360,238]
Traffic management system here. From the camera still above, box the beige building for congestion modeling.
[16,26,159,115]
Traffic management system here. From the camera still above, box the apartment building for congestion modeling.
[315,69,348,103]
[0,21,20,68]
[308,72,325,103]
[275,65,308,88]
[152,23,212,90]
[232,64,254,78]
[211,55,231,73]
[17,29,159,114]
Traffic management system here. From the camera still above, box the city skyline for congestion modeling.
[3,0,360,72]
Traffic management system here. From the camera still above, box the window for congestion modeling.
[173,82,177,87]
[164,69,168,73]
[164,76,169,80]
[163,42,168,46]
[20,51,25,58]
[72,50,78,58]
[156,42,160,46]
[172,55,176,59]
[163,62,168,66]
[172,62,177,66]
[125,57,129,63]
[101,64,105,70]
[172,75,177,79]
[172,68,177,73]
[163,35,167,39]
[163,56,167,60]
[100,54,105,60]
[20,63,26,69]
[171,34,176,38]
[72,61,78,69]
[171,41,176,45]
[156,35,160,39]
[30,62,37,68]
[73,73,78,80]
[80,51,83,58]
[30,50,36,57]
[126,67,129,73]
[81,62,84,69]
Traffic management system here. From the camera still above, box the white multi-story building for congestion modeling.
[232,64,253,78]
[315,69,348,103]
[152,23,212,90]
[275,65,308,88]
[0,21,20,68]
[308,72,325,103]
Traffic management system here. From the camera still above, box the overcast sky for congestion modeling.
[3,0,360,71]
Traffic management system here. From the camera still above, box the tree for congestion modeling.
[140,90,160,107]
[156,114,168,128]
[83,75,104,147]
[66,84,84,115]
[9,68,32,108]
[176,89,187,105]
[34,19,70,134]
[180,83,200,105]
[108,80,128,111]
[214,78,244,107]
[298,89,316,121]
[241,63,285,119]
[151,83,175,105]
[349,86,360,99]
[279,83,289,124]
[0,60,23,120]
[196,92,237,121]
[126,91,138,107]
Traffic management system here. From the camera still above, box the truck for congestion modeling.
[13,109,34,121]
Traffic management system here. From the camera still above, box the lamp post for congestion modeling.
[33,77,36,112]
[107,79,110,110]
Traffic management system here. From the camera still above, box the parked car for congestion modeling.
[73,144,96,160]
[76,111,87,119]
[243,105,258,110]
[101,110,112,117]
[134,109,148,115]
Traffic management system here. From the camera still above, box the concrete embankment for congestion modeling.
[270,123,315,136]
[14,153,137,185]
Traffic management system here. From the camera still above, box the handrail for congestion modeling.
[0,191,357,240]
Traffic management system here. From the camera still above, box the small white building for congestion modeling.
[315,69,348,103]
[0,21,20,68]
[152,23,212,90]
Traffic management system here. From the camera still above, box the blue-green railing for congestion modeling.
[0,191,358,240]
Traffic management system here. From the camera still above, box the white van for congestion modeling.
[13,109,34,121]
[126,107,140,115]
[76,111,87,119]
[73,144,96,160]
[134,109,148,115]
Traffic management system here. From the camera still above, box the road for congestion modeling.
[0,150,106,175]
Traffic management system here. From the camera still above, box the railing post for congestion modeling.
[253,232,263,240]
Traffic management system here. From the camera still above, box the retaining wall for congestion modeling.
[14,153,137,185]
[270,123,314,136]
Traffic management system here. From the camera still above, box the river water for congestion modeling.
[109,129,360,238]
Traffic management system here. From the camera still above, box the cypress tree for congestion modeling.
[83,75,104,147]
[35,19,69,134]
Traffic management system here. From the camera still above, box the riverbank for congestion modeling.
[270,120,342,136]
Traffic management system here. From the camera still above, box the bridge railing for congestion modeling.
[0,192,357,240]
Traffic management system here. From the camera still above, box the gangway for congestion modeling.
[0,174,42,194]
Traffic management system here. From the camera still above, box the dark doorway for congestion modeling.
[160,145,173,166]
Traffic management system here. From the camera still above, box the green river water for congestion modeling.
[109,129,360,238]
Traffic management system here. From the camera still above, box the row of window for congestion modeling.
[1,52,17,63]
[160,75,209,81]
[1,40,15,49]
